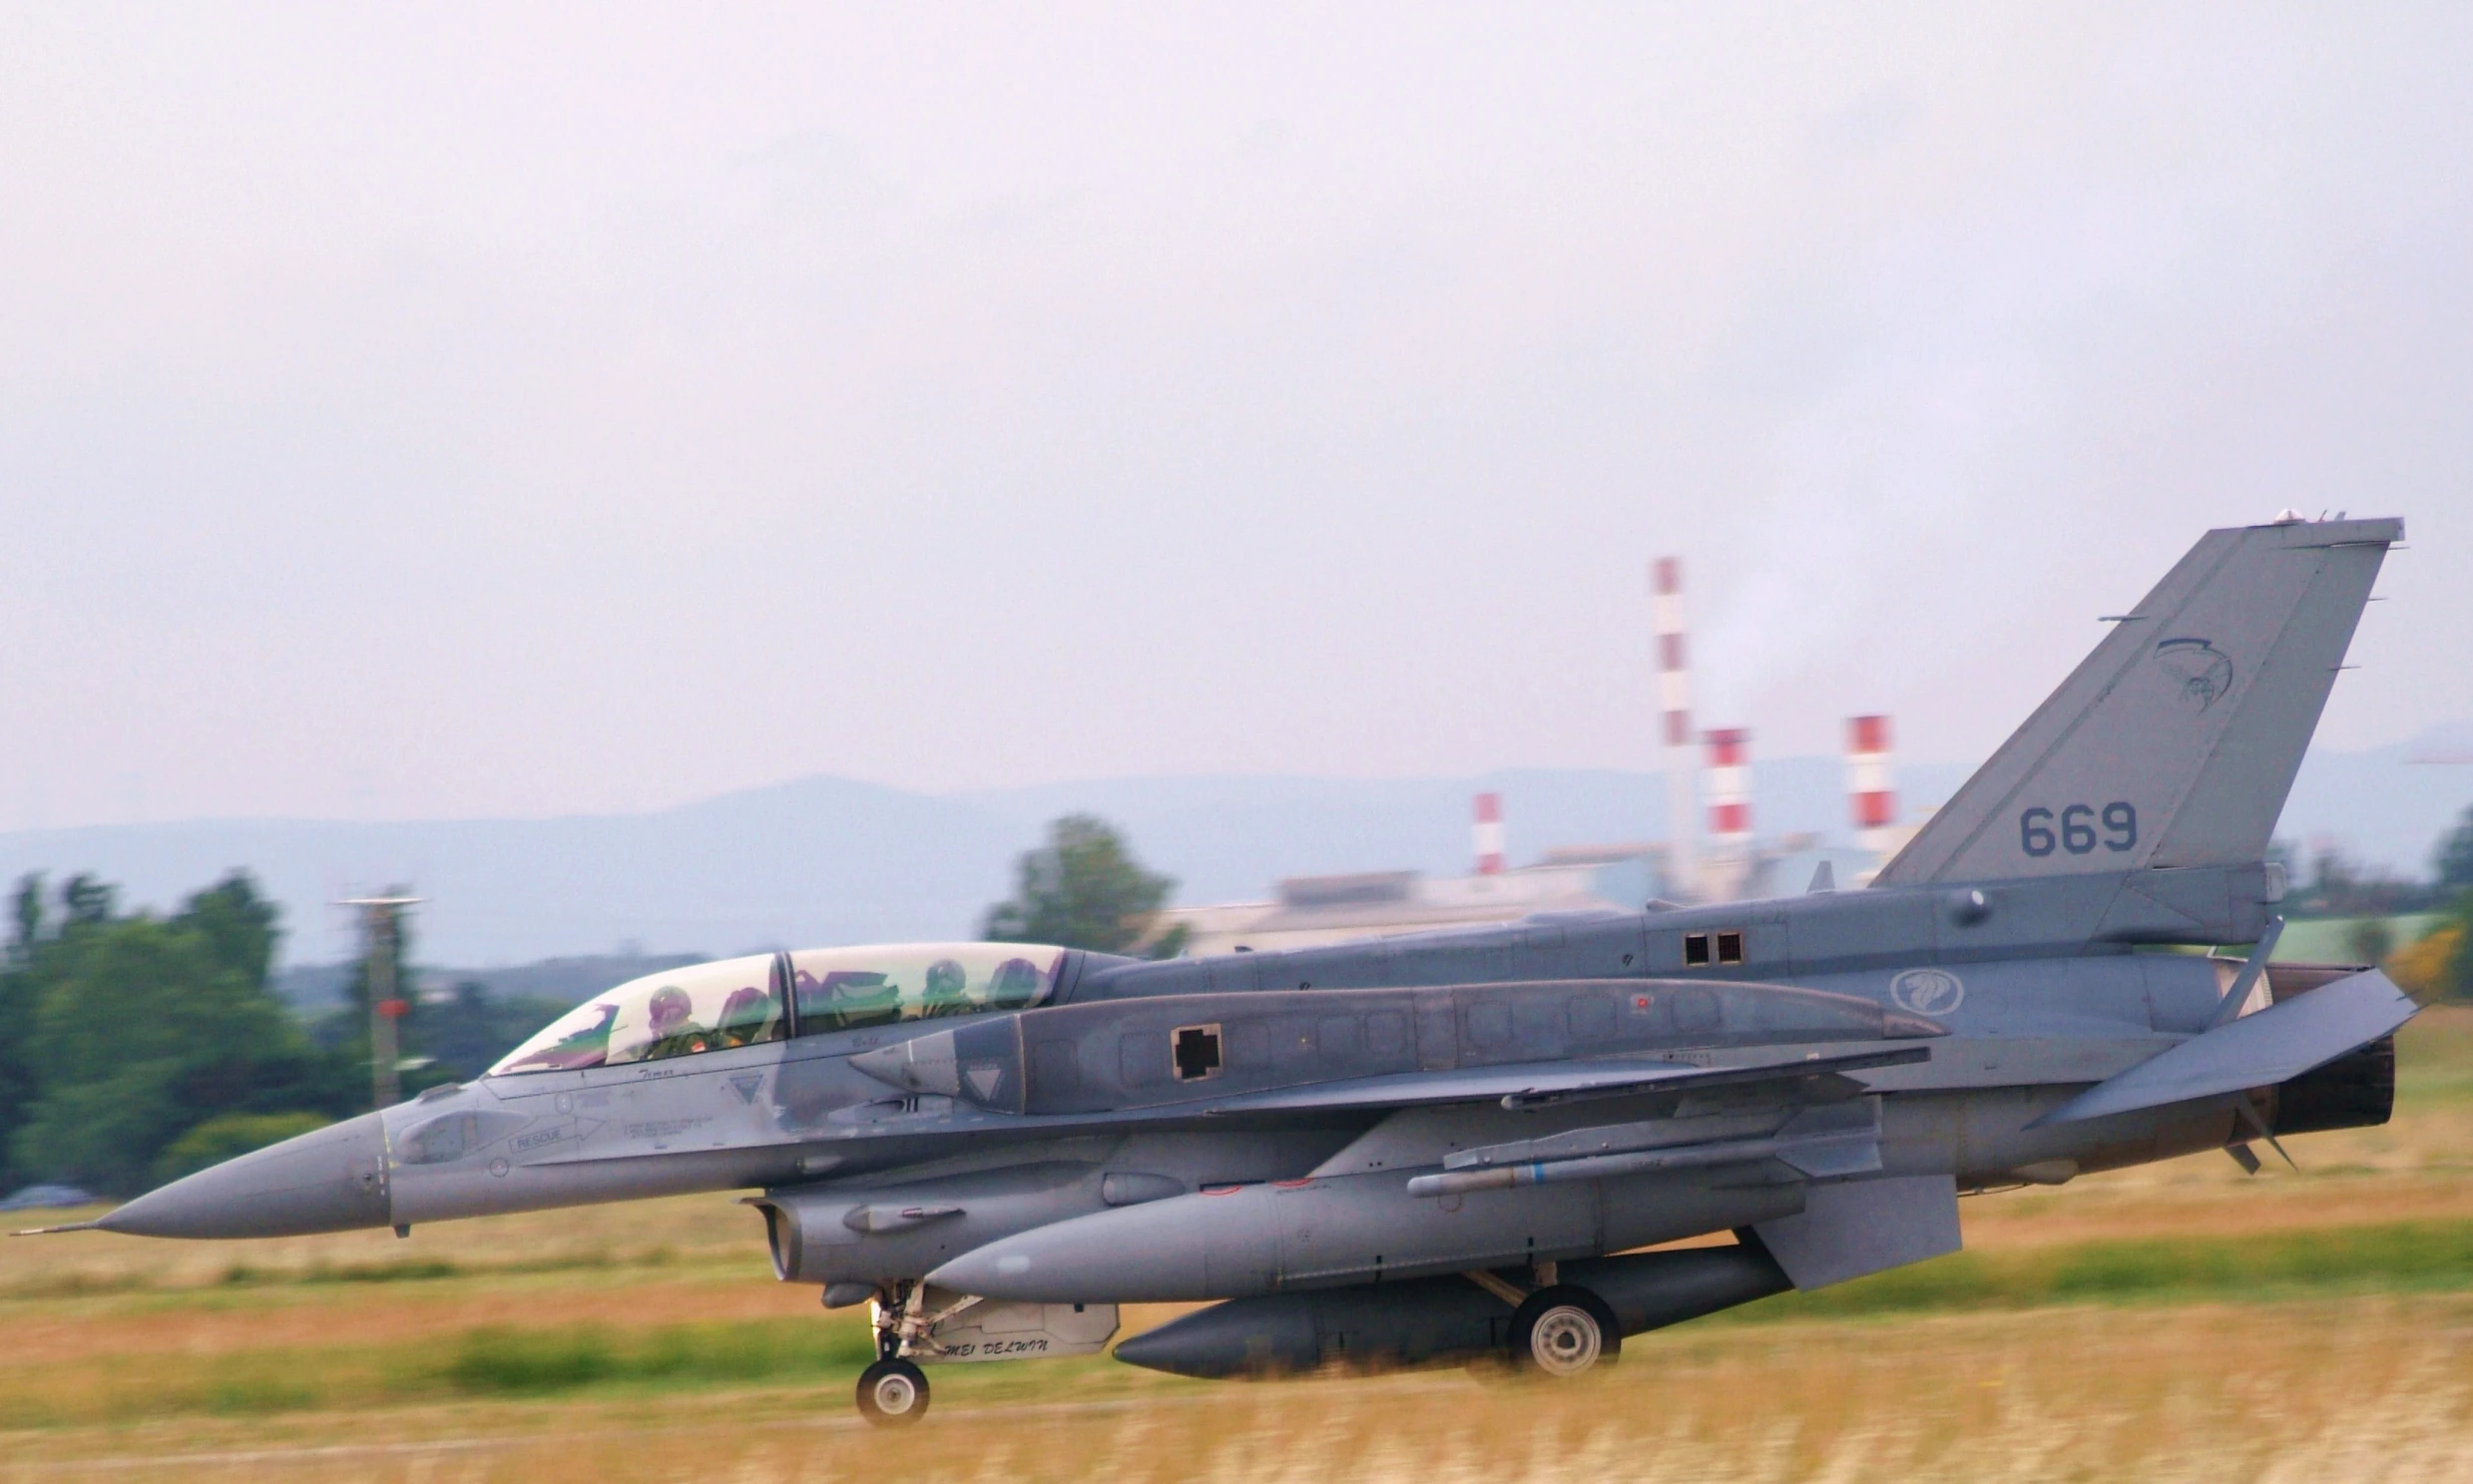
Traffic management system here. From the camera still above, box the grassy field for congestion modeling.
[6,1009,2473,1481]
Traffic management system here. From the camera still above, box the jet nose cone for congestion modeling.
[98,1111,391,1238]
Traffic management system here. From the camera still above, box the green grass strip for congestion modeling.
[439,1318,880,1396]
[1734,1217,2473,1322]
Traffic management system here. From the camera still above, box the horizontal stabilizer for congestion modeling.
[2029,968,2416,1128]
[1201,1045,1930,1116]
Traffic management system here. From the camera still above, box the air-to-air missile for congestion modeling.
[23,516,2419,1426]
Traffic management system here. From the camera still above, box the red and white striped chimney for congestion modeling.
[1847,715,1896,856]
[1653,557,1699,891]
[1473,792,1505,875]
[1705,728,1751,848]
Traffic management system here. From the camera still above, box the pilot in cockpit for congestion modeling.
[713,985,774,1047]
[918,957,975,1018]
[640,985,714,1060]
[987,956,1045,1009]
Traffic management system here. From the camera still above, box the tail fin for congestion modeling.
[1873,516,2399,887]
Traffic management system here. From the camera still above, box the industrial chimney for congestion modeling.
[1705,728,1752,850]
[1653,558,1699,896]
[1847,715,1896,857]
[1473,791,1505,875]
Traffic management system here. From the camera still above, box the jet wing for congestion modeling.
[1197,1045,1931,1116]
[2029,967,2416,1127]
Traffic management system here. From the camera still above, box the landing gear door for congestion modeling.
[911,1284,1119,1364]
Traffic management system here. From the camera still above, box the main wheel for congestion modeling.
[855,1356,931,1426]
[1509,1286,1621,1377]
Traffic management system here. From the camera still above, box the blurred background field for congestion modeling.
[3,1008,2471,1482]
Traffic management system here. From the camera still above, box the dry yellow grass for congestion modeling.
[5,1300,2471,1482]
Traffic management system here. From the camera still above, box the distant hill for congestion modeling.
[953,758,1982,906]
[0,775,1026,968]
[1,741,2465,969]
[2276,732,2473,873]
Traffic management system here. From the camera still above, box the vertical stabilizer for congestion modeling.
[1873,517,2398,887]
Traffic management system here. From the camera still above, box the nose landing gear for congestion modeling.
[857,1279,935,1427]
[855,1356,930,1425]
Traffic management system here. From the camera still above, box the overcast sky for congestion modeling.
[2,5,2467,829]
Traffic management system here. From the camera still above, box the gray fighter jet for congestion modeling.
[24,515,2419,1426]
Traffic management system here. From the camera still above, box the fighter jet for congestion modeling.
[24,515,2419,1426]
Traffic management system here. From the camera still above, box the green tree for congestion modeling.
[2347,917,2396,966]
[2437,805,2473,890]
[181,873,279,987]
[401,979,572,1085]
[10,873,41,956]
[0,874,46,1193]
[10,872,349,1195]
[60,873,115,927]
[981,814,1189,957]
[2448,887,2473,1003]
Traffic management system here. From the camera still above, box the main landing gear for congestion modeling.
[1509,1284,1623,1376]
[1461,1266,1624,1379]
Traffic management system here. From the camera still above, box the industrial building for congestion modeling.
[1157,822,1672,958]
[1153,556,1920,955]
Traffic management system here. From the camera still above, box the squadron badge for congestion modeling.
[1889,967,1965,1017]
[2154,637,2234,713]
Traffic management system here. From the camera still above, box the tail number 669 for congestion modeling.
[2020,802,2136,857]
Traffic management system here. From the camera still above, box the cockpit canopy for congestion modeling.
[487,942,1067,1077]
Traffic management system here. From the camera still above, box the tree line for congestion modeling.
[0,815,1185,1200]
[0,872,569,1198]
[2266,805,2473,997]
[2379,805,2473,1002]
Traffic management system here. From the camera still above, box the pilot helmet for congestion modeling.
[648,985,694,1033]
[924,958,968,1000]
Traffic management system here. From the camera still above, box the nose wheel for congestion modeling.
[855,1357,930,1426]
[1509,1285,1622,1377]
